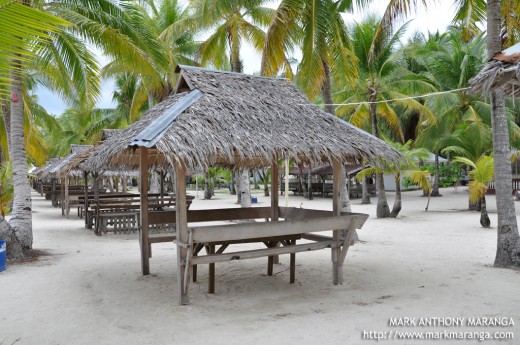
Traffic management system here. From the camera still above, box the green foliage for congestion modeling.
[420,162,461,188]
[0,161,13,217]
[453,155,494,202]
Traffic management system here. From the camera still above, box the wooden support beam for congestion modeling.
[64,176,69,217]
[207,245,215,294]
[84,171,89,227]
[271,161,279,221]
[332,158,342,285]
[271,160,280,265]
[175,162,190,305]
[190,240,339,265]
[139,147,150,275]
[190,214,363,243]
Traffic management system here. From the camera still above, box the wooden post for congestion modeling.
[160,171,165,199]
[122,175,127,193]
[83,171,89,226]
[64,176,69,217]
[269,160,280,270]
[51,178,56,207]
[332,158,342,284]
[140,148,150,275]
[176,162,190,305]
[208,245,215,294]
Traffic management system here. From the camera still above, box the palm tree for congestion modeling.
[486,0,520,267]
[453,156,494,228]
[356,139,431,218]
[189,0,275,207]
[413,30,489,196]
[337,16,435,218]
[5,0,166,251]
[453,0,520,45]
[103,0,198,119]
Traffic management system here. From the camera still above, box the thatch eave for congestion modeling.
[86,66,402,172]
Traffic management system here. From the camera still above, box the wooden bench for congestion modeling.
[143,207,367,295]
[91,194,194,235]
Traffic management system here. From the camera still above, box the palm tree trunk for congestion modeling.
[488,0,520,267]
[262,168,269,196]
[204,172,211,200]
[321,60,335,115]
[368,86,389,218]
[9,64,32,249]
[230,173,236,195]
[361,176,371,204]
[431,150,441,196]
[376,172,390,218]
[480,196,491,228]
[240,169,251,207]
[390,173,402,218]
[0,215,24,259]
[1,101,11,157]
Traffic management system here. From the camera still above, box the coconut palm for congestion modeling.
[356,139,431,218]
[413,30,489,196]
[4,0,167,251]
[453,156,494,228]
[453,0,520,45]
[188,0,275,207]
[103,0,198,120]
[485,0,520,267]
[336,16,435,218]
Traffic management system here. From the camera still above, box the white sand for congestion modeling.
[1,188,520,344]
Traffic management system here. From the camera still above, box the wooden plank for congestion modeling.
[190,240,339,265]
[332,158,342,285]
[271,161,279,221]
[176,163,190,305]
[148,207,272,225]
[148,233,176,243]
[139,147,150,275]
[301,233,334,242]
[190,214,365,243]
[279,207,334,220]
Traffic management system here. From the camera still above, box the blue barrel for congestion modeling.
[0,240,6,272]
[251,196,258,203]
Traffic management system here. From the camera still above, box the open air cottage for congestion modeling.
[82,65,401,305]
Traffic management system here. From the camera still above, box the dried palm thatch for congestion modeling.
[470,42,520,97]
[57,139,139,178]
[85,66,402,172]
[39,158,62,180]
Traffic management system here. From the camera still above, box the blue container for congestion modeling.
[0,240,5,272]
[251,196,258,203]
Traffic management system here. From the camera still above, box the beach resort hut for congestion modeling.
[87,65,402,305]
[469,42,520,193]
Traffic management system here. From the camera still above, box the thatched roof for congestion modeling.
[470,42,520,97]
[39,158,63,179]
[85,66,401,171]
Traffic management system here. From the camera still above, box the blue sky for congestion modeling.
[36,1,456,116]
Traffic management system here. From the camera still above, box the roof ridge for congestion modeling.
[176,65,288,81]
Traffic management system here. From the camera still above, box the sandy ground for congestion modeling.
[1,187,520,345]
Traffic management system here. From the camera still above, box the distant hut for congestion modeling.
[85,66,402,305]
[470,42,520,97]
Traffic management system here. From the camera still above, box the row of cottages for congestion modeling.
[31,66,401,305]
[74,65,402,305]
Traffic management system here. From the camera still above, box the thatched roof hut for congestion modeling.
[470,42,520,96]
[84,65,401,172]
